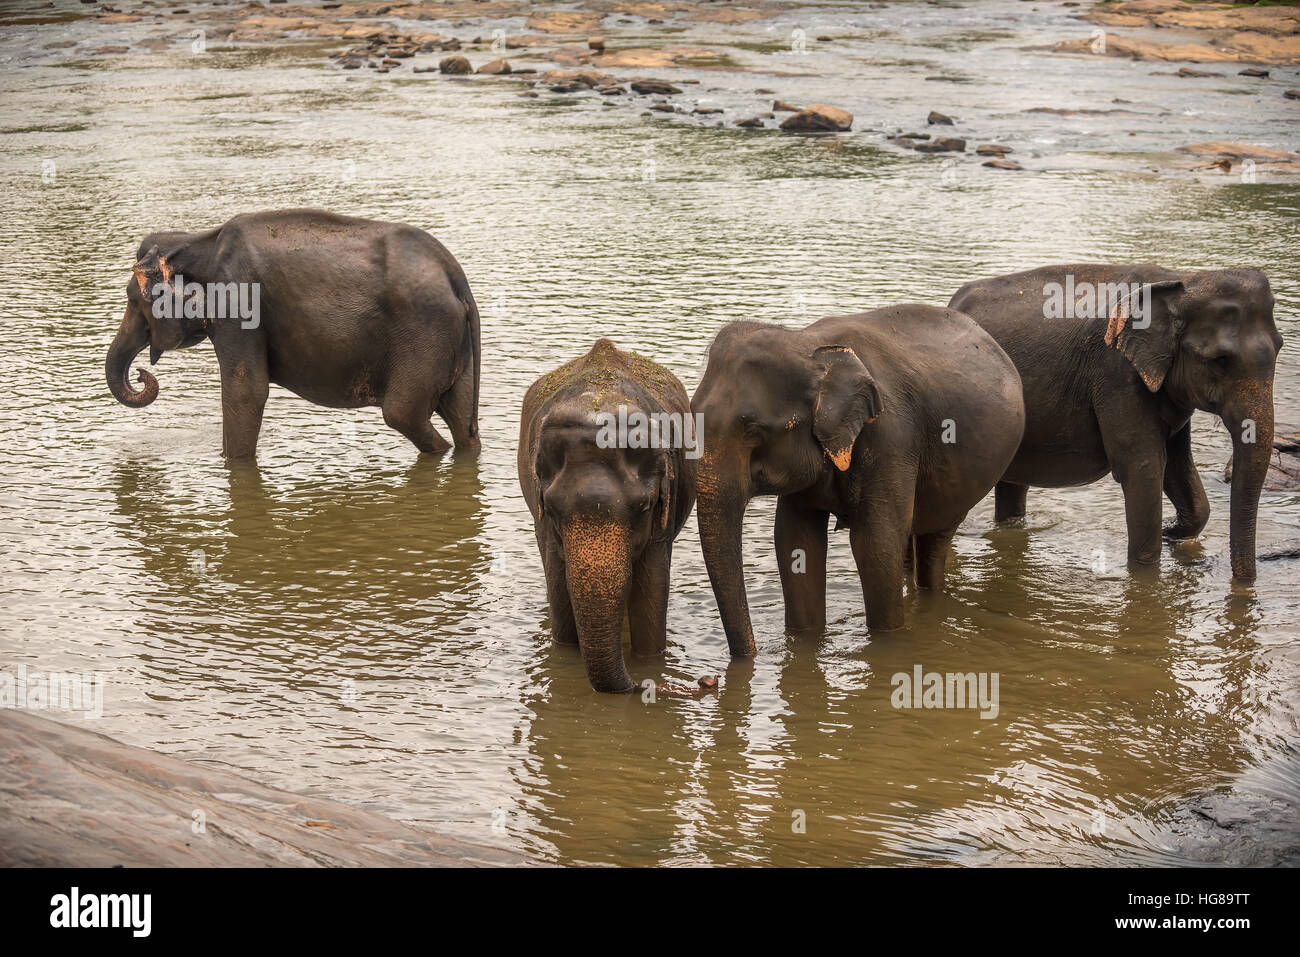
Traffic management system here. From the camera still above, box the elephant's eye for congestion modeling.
[1210,354,1231,375]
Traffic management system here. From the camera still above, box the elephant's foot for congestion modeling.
[1162,521,1203,541]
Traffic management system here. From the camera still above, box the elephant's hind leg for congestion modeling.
[915,524,960,591]
[382,387,452,456]
[436,368,480,452]
[994,481,1028,523]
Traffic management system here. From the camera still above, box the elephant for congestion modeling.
[949,264,1282,581]
[518,339,698,693]
[106,208,480,460]
[691,306,1026,657]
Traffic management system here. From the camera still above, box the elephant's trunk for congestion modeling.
[105,308,158,408]
[1224,381,1274,582]
[696,454,757,658]
[562,519,635,694]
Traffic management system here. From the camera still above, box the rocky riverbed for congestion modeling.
[0,710,523,866]
[7,0,1300,180]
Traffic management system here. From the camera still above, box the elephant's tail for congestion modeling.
[456,278,480,440]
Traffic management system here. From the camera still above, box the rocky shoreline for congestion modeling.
[10,0,1298,178]
[0,709,523,866]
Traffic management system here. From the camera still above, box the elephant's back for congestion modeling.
[812,304,1022,399]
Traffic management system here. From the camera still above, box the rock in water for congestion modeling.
[913,136,966,152]
[780,104,853,132]
[439,55,472,74]
[476,58,510,74]
[927,110,954,125]
[1223,426,1300,491]
[630,79,682,95]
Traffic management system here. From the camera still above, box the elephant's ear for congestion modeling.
[1104,279,1183,392]
[131,245,175,300]
[813,345,882,472]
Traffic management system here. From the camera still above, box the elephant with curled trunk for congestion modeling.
[949,265,1282,581]
[106,208,480,460]
[692,307,1026,658]
[519,340,697,694]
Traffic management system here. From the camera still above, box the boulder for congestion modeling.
[0,710,523,867]
[631,79,682,95]
[476,58,510,74]
[976,143,1013,156]
[1223,426,1300,491]
[773,99,800,112]
[983,159,1024,170]
[779,104,853,132]
[927,110,954,125]
[439,55,471,74]
[913,136,966,152]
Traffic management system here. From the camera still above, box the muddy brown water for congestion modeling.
[0,1,1297,865]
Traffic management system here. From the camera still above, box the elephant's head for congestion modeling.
[691,323,882,657]
[1105,268,1282,580]
[106,243,209,408]
[532,398,680,693]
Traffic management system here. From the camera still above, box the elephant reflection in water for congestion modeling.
[109,456,487,661]
[517,527,1263,864]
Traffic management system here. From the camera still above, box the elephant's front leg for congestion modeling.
[848,495,912,632]
[1099,407,1167,566]
[774,497,828,632]
[216,350,269,461]
[1162,422,1210,540]
[629,540,671,657]
[540,533,578,645]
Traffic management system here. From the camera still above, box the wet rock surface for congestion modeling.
[779,103,853,133]
[0,710,522,867]
[1223,426,1300,491]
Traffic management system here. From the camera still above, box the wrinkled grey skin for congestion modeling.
[106,208,480,460]
[951,264,1281,581]
[518,339,697,693]
[692,306,1025,657]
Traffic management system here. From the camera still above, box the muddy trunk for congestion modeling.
[105,308,158,407]
[1224,384,1275,582]
[562,521,635,693]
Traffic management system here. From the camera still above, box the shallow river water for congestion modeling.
[1,0,1298,865]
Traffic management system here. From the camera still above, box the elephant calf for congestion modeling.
[692,306,1026,657]
[519,340,697,694]
[950,265,1281,581]
[106,208,480,460]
